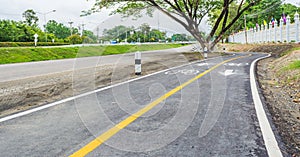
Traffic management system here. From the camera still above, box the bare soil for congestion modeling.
[0,51,208,117]
[255,44,300,157]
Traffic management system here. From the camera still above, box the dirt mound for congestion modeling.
[250,44,295,57]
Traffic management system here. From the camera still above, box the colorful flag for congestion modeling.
[282,13,287,24]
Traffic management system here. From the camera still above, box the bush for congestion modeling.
[68,35,82,44]
[0,42,70,47]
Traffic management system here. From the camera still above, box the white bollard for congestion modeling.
[135,51,142,75]
[204,47,208,59]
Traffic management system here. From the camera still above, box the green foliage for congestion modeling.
[100,24,184,43]
[0,44,187,64]
[239,1,299,30]
[283,60,300,70]
[0,42,69,47]
[102,25,131,41]
[45,20,71,39]
[83,30,97,42]
[0,20,40,42]
[172,34,189,41]
[68,34,83,44]
[0,17,97,44]
[244,0,282,28]
[22,9,39,27]
[280,3,299,23]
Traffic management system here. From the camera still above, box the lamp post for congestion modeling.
[37,10,56,43]
[68,21,74,36]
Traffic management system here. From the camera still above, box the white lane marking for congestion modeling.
[164,69,199,75]
[224,63,249,67]
[0,56,222,123]
[219,69,235,76]
[196,63,209,67]
[250,54,283,157]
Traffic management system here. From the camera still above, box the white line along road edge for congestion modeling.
[0,55,224,123]
[250,53,283,157]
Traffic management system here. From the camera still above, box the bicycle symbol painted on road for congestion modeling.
[165,69,200,75]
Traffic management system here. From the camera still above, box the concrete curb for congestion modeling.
[250,53,283,157]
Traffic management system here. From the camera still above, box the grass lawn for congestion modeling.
[0,43,187,64]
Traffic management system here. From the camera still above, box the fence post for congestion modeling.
[269,21,272,42]
[286,15,290,43]
[253,27,256,43]
[280,17,283,42]
[265,24,268,42]
[295,12,299,43]
[260,25,264,43]
[274,20,277,43]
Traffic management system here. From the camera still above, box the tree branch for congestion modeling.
[211,2,255,48]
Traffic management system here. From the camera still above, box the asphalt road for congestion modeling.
[0,45,194,82]
[0,52,282,156]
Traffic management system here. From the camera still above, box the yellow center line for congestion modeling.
[70,54,251,157]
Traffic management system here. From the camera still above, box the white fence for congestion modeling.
[228,12,300,44]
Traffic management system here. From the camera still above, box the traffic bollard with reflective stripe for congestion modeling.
[135,51,141,75]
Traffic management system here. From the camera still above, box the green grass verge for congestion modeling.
[282,60,300,71]
[0,43,187,64]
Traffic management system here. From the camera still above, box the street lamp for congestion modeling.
[37,10,56,43]
[68,21,73,36]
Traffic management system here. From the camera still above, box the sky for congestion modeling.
[0,0,299,36]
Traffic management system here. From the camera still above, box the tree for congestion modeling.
[46,20,89,40]
[83,30,97,42]
[68,34,83,44]
[242,0,282,28]
[22,9,39,27]
[139,23,151,34]
[45,20,71,39]
[280,3,299,23]
[0,20,42,42]
[102,25,131,41]
[84,0,261,51]
[172,34,188,41]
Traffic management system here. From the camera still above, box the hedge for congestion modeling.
[0,42,70,47]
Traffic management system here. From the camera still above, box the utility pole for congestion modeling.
[244,15,248,44]
[157,11,160,31]
[68,21,73,36]
[37,10,56,43]
[81,23,85,37]
[96,27,99,42]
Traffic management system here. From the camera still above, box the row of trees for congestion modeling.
[0,9,97,44]
[101,23,195,43]
[86,0,299,50]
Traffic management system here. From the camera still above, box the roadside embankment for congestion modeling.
[257,44,300,156]
[0,50,204,117]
